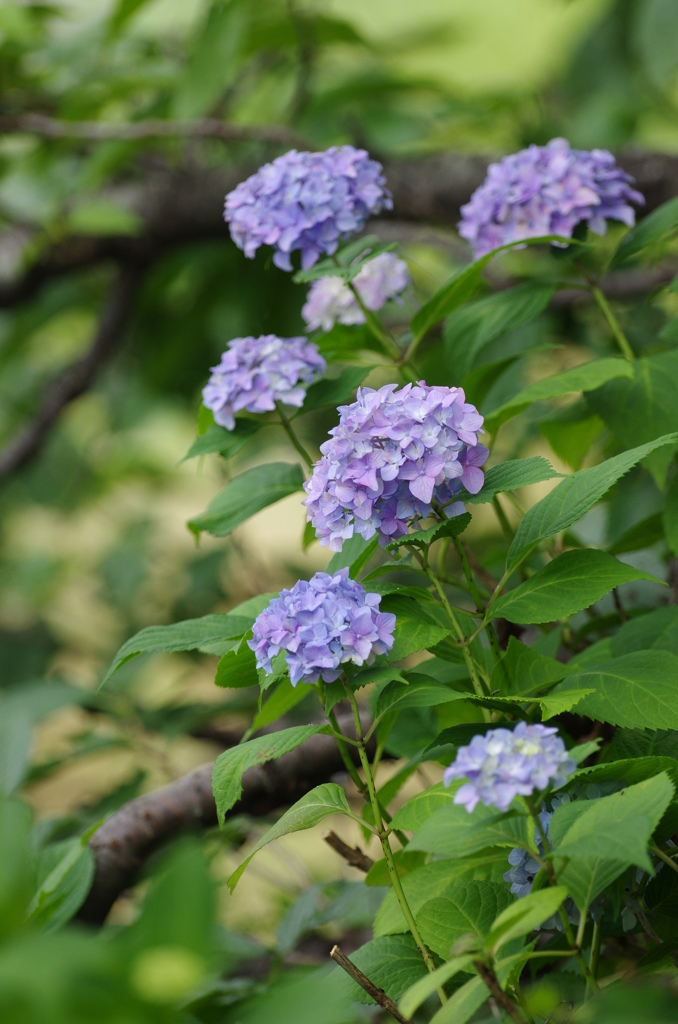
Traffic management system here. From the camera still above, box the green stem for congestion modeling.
[651,843,678,875]
[453,537,502,666]
[343,684,445,1001]
[590,285,635,361]
[527,801,599,994]
[275,402,315,470]
[492,495,515,544]
[423,561,489,701]
[589,916,602,994]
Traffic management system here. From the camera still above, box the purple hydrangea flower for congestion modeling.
[302,252,410,332]
[202,334,326,430]
[303,382,488,551]
[248,567,396,686]
[224,146,393,271]
[459,138,644,258]
[443,722,576,813]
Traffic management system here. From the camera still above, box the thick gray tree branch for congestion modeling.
[77,715,371,927]
[1,147,677,309]
[0,265,142,480]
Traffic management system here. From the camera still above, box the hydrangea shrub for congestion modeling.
[104,140,678,1024]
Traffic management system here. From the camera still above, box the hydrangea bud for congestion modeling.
[248,568,396,686]
[459,138,644,258]
[303,382,488,551]
[202,334,326,430]
[443,722,576,813]
[302,253,410,332]
[224,146,392,271]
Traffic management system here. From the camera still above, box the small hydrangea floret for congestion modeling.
[224,146,392,271]
[248,567,396,686]
[303,382,488,551]
[459,137,644,258]
[302,252,410,332]
[443,722,576,813]
[202,334,326,430]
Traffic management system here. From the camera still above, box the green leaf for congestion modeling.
[488,549,661,625]
[463,457,561,505]
[553,651,678,730]
[550,775,675,909]
[188,462,305,539]
[382,596,453,661]
[228,783,352,890]
[409,803,531,859]
[663,472,678,556]
[107,0,153,33]
[213,725,330,826]
[412,241,570,343]
[101,610,257,685]
[588,352,678,486]
[0,709,31,795]
[385,514,471,551]
[250,679,310,733]
[484,887,568,954]
[181,420,259,462]
[374,857,502,936]
[300,366,371,412]
[67,199,143,236]
[391,782,456,832]
[327,533,379,577]
[428,955,517,1024]
[611,196,678,266]
[490,637,566,697]
[506,433,678,572]
[173,0,247,119]
[417,880,512,959]
[608,512,665,555]
[399,955,475,1018]
[28,839,95,932]
[214,634,259,688]
[375,678,467,718]
[484,358,633,434]
[437,282,555,382]
[333,935,430,1004]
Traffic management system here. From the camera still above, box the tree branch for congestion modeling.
[0,264,142,480]
[0,113,306,147]
[2,147,677,310]
[77,714,372,926]
[329,945,414,1024]
[323,830,375,872]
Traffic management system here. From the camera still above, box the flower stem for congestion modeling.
[423,561,489,701]
[343,683,445,1001]
[453,537,502,666]
[590,285,635,361]
[275,401,315,470]
[651,842,678,875]
[526,801,600,994]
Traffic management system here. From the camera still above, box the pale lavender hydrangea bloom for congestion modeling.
[443,722,576,813]
[248,567,396,686]
[302,253,410,332]
[224,146,392,271]
[459,138,644,258]
[202,334,326,430]
[303,382,488,551]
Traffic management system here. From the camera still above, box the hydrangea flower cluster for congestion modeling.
[202,334,326,430]
[302,253,410,332]
[443,722,576,813]
[248,567,396,687]
[303,382,488,551]
[224,146,392,271]
[459,137,644,258]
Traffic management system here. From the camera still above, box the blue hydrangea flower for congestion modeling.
[459,138,644,258]
[248,567,396,686]
[302,252,410,332]
[202,334,326,430]
[443,722,576,813]
[224,147,392,271]
[303,382,488,551]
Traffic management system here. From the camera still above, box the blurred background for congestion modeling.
[1,0,678,1013]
